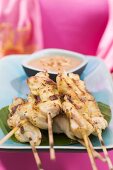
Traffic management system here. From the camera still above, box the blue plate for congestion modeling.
[0,55,113,150]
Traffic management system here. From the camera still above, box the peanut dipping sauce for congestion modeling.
[28,55,82,72]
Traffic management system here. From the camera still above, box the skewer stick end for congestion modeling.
[30,140,44,170]
[50,147,56,160]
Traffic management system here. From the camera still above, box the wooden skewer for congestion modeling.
[47,113,55,160]
[96,129,113,170]
[81,116,112,166]
[0,119,27,145]
[82,131,98,170]
[71,113,97,169]
[30,140,44,170]
[78,138,106,162]
[82,114,113,168]
[88,138,106,162]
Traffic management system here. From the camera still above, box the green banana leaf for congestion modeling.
[97,102,112,124]
[0,106,76,146]
[0,102,112,146]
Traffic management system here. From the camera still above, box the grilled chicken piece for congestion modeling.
[68,73,108,132]
[56,73,108,134]
[28,93,61,119]
[53,114,75,140]
[27,72,61,129]
[27,72,55,101]
[15,122,41,146]
[8,98,42,146]
[8,98,25,116]
[8,100,32,128]
[28,94,60,129]
[28,102,48,129]
[27,72,61,107]
[62,97,94,139]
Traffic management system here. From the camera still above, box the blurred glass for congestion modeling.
[0,22,37,56]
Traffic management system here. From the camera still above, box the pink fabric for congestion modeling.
[97,0,113,72]
[0,0,43,56]
[39,0,108,55]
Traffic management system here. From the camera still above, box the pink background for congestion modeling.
[39,0,108,55]
[0,151,113,170]
[0,0,113,170]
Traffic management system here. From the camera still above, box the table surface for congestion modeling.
[0,150,113,170]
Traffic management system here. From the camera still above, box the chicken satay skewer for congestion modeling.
[14,121,43,170]
[27,94,56,160]
[53,114,105,162]
[71,112,105,163]
[0,98,27,145]
[71,123,106,162]
[57,73,113,170]
[68,73,113,170]
[70,111,98,170]
[27,72,61,160]
[0,117,43,169]
[0,121,44,170]
[7,98,44,170]
[59,97,98,170]
[56,79,98,170]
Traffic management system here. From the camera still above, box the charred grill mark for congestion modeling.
[42,82,46,86]
[66,95,82,109]
[88,99,95,102]
[60,94,65,98]
[71,78,85,95]
[100,139,105,146]
[18,124,22,128]
[9,113,13,117]
[49,94,59,101]
[64,78,90,104]
[60,109,64,114]
[80,97,86,103]
[71,78,95,102]
[34,95,41,103]
[45,79,56,86]
[11,104,21,114]
[20,126,25,134]
[59,93,65,103]
[66,95,73,103]
[43,90,46,93]
[29,137,32,141]
[63,78,82,101]
[73,104,81,110]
